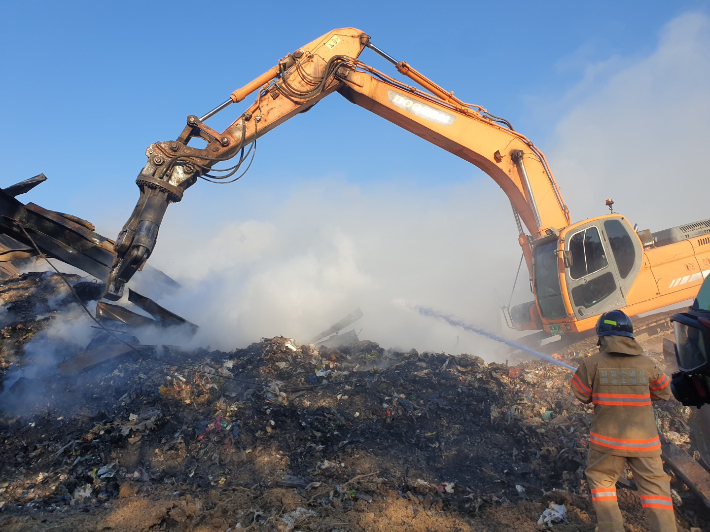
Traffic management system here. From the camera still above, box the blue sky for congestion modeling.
[2,1,710,351]
[2,1,705,216]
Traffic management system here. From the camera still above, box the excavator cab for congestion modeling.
[528,215,642,334]
[560,215,643,320]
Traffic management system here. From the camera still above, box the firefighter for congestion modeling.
[571,309,676,532]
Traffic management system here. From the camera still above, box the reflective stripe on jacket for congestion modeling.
[570,335,671,457]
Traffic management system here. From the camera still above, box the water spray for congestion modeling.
[413,304,576,371]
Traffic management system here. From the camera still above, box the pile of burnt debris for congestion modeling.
[0,272,709,531]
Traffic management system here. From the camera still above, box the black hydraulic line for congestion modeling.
[482,111,515,131]
[200,116,259,184]
[203,142,253,179]
[278,55,349,100]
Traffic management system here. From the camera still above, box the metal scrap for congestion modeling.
[57,345,138,376]
[0,174,197,376]
[0,177,115,280]
[662,441,710,509]
[127,289,198,332]
[96,301,156,328]
[310,307,363,347]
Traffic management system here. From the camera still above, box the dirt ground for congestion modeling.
[0,272,709,531]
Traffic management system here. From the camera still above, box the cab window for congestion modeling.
[533,240,567,320]
[568,227,608,280]
[571,272,617,309]
[604,220,635,279]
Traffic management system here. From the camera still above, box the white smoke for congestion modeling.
[144,178,521,356]
[549,12,710,229]
[0,303,96,408]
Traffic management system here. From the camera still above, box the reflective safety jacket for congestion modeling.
[571,336,671,457]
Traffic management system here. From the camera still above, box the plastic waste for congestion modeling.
[537,502,568,527]
[280,507,315,531]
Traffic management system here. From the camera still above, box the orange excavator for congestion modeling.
[105,28,710,337]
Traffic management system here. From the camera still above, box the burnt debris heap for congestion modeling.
[0,273,708,531]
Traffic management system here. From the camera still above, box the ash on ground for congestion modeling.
[0,272,707,531]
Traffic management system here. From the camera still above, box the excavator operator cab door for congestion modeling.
[561,215,643,320]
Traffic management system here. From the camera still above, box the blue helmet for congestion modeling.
[596,309,634,338]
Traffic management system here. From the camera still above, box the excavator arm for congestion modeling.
[105,27,570,300]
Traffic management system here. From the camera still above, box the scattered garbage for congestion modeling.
[441,482,455,494]
[197,411,223,441]
[665,431,691,445]
[537,502,568,526]
[284,339,298,352]
[72,484,93,504]
[280,507,316,530]
[96,463,117,479]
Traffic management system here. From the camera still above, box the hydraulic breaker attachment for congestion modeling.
[104,185,172,300]
[104,114,224,300]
